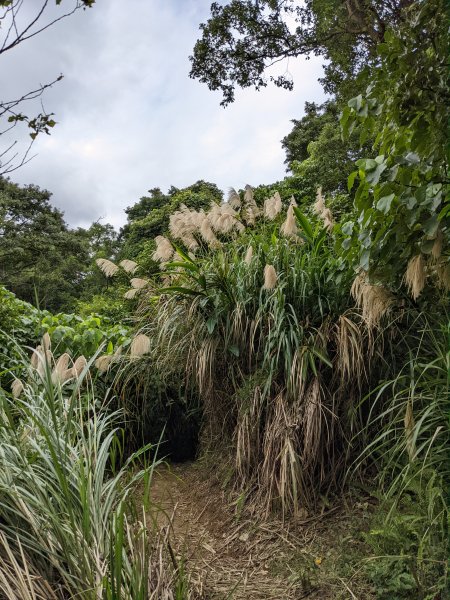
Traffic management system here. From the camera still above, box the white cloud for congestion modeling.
[4,0,327,229]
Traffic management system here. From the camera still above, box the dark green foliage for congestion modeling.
[190,1,406,105]
[340,0,449,287]
[119,181,223,269]
[0,178,121,312]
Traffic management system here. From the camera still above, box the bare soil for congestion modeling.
[146,462,374,600]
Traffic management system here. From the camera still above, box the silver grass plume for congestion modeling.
[263,264,278,290]
[242,185,260,225]
[280,204,298,239]
[11,379,23,398]
[30,345,42,369]
[96,258,119,277]
[200,217,221,248]
[124,288,140,300]
[404,254,426,300]
[152,235,174,262]
[130,278,149,290]
[209,201,243,234]
[351,272,394,328]
[119,259,138,274]
[95,355,113,373]
[228,187,241,209]
[72,355,87,378]
[289,195,297,207]
[264,193,282,220]
[51,353,71,384]
[313,187,326,215]
[130,333,151,357]
[42,332,51,352]
[244,245,253,264]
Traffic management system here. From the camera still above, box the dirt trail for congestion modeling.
[148,463,330,600]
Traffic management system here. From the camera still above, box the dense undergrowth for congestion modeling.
[0,1,448,598]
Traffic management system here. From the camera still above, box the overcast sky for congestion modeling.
[3,0,326,229]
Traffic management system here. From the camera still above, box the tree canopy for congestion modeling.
[189,0,411,106]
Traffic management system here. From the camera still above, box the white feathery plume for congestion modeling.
[30,345,42,369]
[263,264,278,290]
[228,188,241,209]
[152,236,174,262]
[96,258,119,277]
[321,207,335,231]
[95,355,113,373]
[200,218,221,248]
[130,333,151,357]
[52,353,71,385]
[12,379,23,398]
[280,204,298,239]
[351,272,394,328]
[124,288,140,300]
[313,187,326,215]
[242,185,260,225]
[244,246,253,265]
[119,259,138,274]
[404,254,426,300]
[289,195,297,207]
[130,278,149,290]
[42,332,51,352]
[72,355,87,378]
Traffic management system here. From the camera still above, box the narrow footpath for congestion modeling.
[148,463,369,600]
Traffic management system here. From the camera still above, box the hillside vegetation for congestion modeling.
[0,0,448,598]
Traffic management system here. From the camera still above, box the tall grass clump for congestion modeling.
[136,201,383,515]
[0,345,188,599]
[353,316,449,598]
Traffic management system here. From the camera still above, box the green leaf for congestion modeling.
[347,171,358,192]
[206,317,217,334]
[376,193,395,214]
[293,208,314,241]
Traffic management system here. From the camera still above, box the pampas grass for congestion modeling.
[263,264,277,290]
[313,187,334,231]
[130,333,151,357]
[405,254,426,300]
[119,259,138,274]
[351,273,394,328]
[280,204,298,239]
[124,288,140,300]
[51,353,71,385]
[95,354,113,373]
[130,278,149,290]
[244,245,253,265]
[153,235,175,262]
[96,258,119,278]
[264,192,282,220]
[11,379,23,398]
[228,187,241,209]
[242,185,260,225]
[72,355,87,378]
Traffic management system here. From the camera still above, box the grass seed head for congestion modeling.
[95,354,113,373]
[119,259,138,274]
[130,333,151,357]
[263,264,278,290]
[228,187,241,209]
[244,245,254,265]
[404,254,426,300]
[96,258,119,278]
[11,379,23,398]
[280,204,298,239]
[130,278,148,290]
[152,236,174,262]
